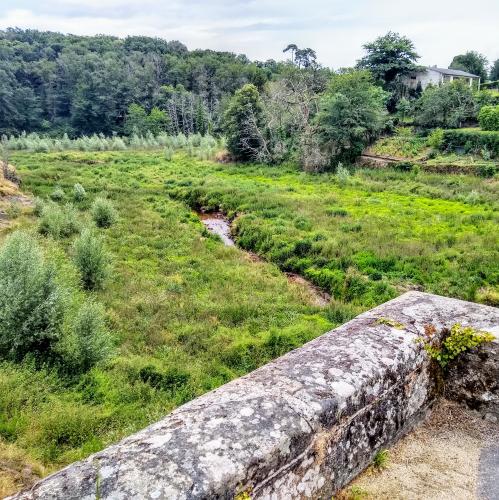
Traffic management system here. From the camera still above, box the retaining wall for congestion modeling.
[11,292,499,499]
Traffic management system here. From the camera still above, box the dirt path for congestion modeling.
[343,400,499,500]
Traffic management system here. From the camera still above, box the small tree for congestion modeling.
[396,98,412,122]
[223,84,268,162]
[125,103,148,136]
[0,232,66,361]
[357,32,420,89]
[315,70,388,165]
[50,186,65,202]
[73,183,86,202]
[38,203,81,238]
[478,105,499,131]
[59,300,113,374]
[449,51,488,83]
[147,107,171,135]
[91,197,118,228]
[33,196,45,217]
[72,229,111,290]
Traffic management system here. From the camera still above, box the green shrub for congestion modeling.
[477,163,498,178]
[426,128,444,149]
[91,197,118,228]
[336,164,351,186]
[326,207,349,217]
[164,147,174,161]
[72,229,110,290]
[441,129,499,158]
[478,105,499,131]
[33,197,45,217]
[38,203,80,238]
[0,232,66,362]
[392,160,414,171]
[50,187,65,202]
[73,183,86,202]
[413,81,477,128]
[58,301,113,374]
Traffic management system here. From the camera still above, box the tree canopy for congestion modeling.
[223,84,266,161]
[489,59,499,82]
[0,28,281,136]
[357,31,420,88]
[316,70,388,164]
[449,51,488,82]
[413,81,477,128]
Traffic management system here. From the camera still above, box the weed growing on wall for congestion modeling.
[420,323,495,368]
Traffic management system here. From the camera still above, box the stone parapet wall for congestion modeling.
[11,292,499,499]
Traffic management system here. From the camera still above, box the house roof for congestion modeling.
[427,67,479,78]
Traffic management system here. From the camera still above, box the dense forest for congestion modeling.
[0,28,287,136]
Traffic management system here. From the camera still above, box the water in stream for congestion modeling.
[198,212,235,246]
[197,211,330,306]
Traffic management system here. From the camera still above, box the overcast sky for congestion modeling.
[0,0,497,68]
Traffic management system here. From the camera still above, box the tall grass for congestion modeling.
[2,148,497,494]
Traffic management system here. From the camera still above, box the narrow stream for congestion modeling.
[198,211,235,246]
[197,211,331,307]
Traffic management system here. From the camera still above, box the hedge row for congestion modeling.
[441,129,499,158]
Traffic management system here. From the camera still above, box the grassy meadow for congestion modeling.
[1,150,498,494]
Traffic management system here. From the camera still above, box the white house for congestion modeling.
[403,66,480,90]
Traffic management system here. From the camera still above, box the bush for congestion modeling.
[477,163,498,178]
[73,183,86,202]
[392,160,414,171]
[6,201,21,219]
[58,301,113,374]
[50,187,65,202]
[72,229,110,290]
[413,81,477,129]
[164,147,174,161]
[441,129,499,158]
[33,197,45,217]
[91,197,118,228]
[426,128,444,149]
[138,365,190,391]
[336,163,351,186]
[38,203,80,238]
[478,105,499,131]
[0,232,66,362]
